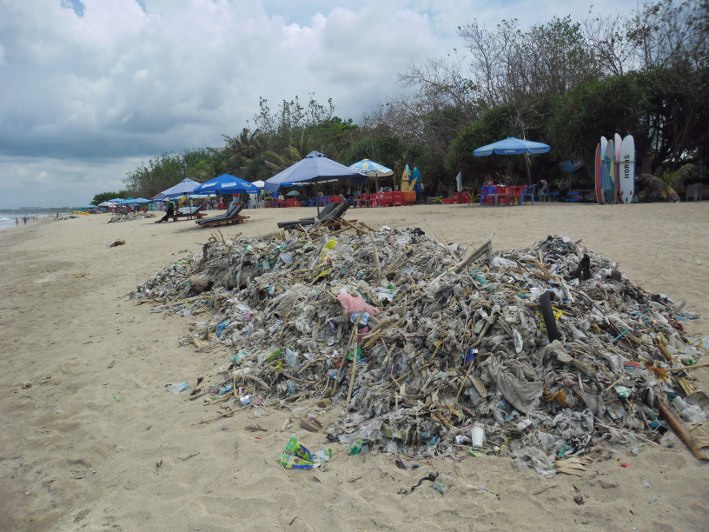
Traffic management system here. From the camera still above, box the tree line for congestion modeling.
[93,0,707,204]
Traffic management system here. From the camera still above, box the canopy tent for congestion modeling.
[252,180,266,189]
[193,173,259,195]
[265,151,360,213]
[264,151,359,193]
[153,177,201,201]
[473,136,550,157]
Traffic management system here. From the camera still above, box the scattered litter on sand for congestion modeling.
[130,226,708,475]
[108,212,155,223]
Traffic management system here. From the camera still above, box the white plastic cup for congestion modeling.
[471,423,485,448]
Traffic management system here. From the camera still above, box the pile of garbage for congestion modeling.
[108,211,155,223]
[131,227,707,474]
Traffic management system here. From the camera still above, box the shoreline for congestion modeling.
[1,203,708,530]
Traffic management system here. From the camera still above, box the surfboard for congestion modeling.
[619,135,635,204]
[594,143,602,204]
[400,164,412,192]
[614,133,622,203]
[604,139,615,204]
[600,136,608,204]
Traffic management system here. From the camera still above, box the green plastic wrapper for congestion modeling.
[279,435,332,470]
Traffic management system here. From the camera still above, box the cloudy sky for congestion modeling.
[0,0,639,208]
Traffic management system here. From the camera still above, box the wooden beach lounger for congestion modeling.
[195,203,248,227]
[276,202,338,230]
[277,202,351,231]
[172,204,206,221]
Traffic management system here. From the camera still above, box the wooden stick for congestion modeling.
[345,317,362,405]
[661,362,709,372]
[658,400,708,461]
[453,238,492,274]
[454,361,475,406]
[367,232,383,282]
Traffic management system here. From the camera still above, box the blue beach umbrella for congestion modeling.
[349,159,393,178]
[193,173,259,195]
[123,197,151,205]
[473,136,550,157]
[350,159,393,189]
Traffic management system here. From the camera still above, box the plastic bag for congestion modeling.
[279,435,332,470]
[336,292,378,315]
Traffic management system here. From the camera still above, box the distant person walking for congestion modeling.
[15,218,19,227]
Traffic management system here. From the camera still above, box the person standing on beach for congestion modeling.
[15,218,19,227]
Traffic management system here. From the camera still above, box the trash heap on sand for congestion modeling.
[130,227,708,475]
[108,211,155,223]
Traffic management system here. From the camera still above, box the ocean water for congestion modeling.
[0,213,57,231]
[0,215,18,231]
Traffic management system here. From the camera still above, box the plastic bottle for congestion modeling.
[348,438,366,455]
[471,423,485,448]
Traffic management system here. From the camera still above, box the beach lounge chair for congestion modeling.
[195,203,248,227]
[277,202,350,231]
[276,202,338,230]
[319,201,351,229]
[172,204,206,221]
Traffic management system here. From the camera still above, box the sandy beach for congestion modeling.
[1,202,708,531]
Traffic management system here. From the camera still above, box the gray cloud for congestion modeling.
[0,0,637,208]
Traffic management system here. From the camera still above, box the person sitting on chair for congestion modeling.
[156,201,175,223]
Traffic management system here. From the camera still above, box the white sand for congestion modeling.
[1,203,708,531]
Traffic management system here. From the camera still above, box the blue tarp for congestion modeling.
[473,136,551,157]
[265,151,359,193]
[193,174,259,195]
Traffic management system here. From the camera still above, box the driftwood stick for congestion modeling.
[661,362,709,372]
[658,401,708,461]
[453,238,492,274]
[454,361,476,406]
[346,315,364,405]
[368,232,383,282]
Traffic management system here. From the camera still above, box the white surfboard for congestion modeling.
[604,138,615,204]
[614,133,622,161]
[614,133,622,202]
[600,136,608,204]
[619,135,635,204]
